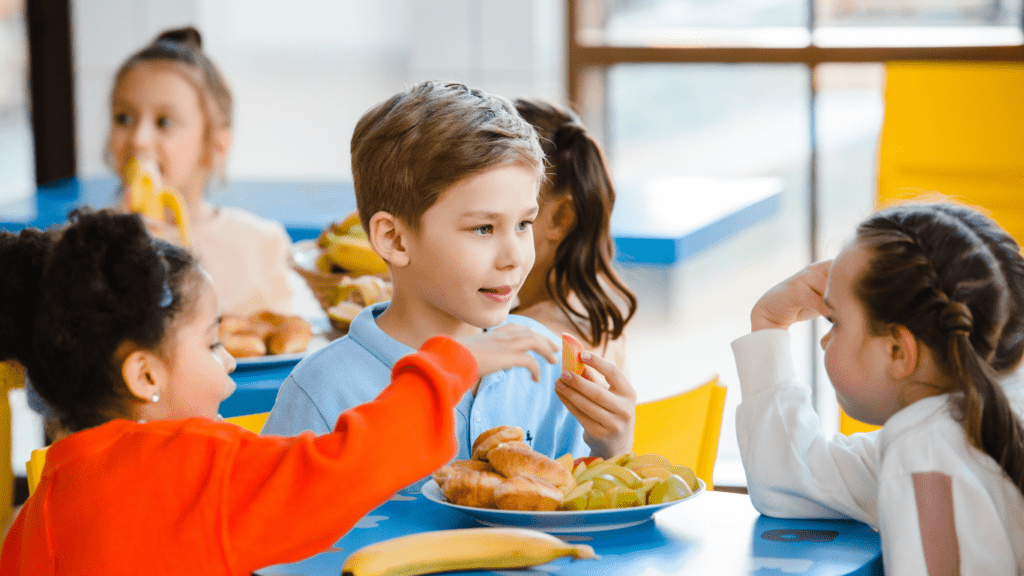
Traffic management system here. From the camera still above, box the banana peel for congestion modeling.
[123,158,191,246]
[323,232,389,276]
[318,209,365,247]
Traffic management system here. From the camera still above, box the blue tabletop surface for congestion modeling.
[254,489,881,576]
[0,176,782,265]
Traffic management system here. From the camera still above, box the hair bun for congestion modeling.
[155,26,202,49]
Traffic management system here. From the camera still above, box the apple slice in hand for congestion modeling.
[562,332,585,375]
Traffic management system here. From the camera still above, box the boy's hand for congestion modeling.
[750,259,831,332]
[555,349,636,459]
[456,324,559,382]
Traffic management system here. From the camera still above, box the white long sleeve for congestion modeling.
[732,329,1024,574]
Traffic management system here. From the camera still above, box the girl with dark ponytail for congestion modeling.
[0,209,556,574]
[513,99,637,370]
[734,201,1024,574]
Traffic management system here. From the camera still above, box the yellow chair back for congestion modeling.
[877,61,1024,243]
[26,446,48,496]
[839,409,880,436]
[224,412,270,434]
[632,377,726,490]
[1,361,25,524]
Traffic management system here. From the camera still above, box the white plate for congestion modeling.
[421,478,705,533]
[233,333,331,370]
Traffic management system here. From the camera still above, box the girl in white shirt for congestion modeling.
[733,201,1024,575]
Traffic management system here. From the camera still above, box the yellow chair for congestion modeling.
[839,409,880,435]
[224,412,270,434]
[632,377,726,490]
[877,61,1024,243]
[25,446,48,496]
[1,361,25,524]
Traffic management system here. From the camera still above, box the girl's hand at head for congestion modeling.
[750,259,832,332]
[456,324,559,382]
[555,349,636,458]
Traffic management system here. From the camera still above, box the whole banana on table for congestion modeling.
[341,527,598,576]
[123,158,191,246]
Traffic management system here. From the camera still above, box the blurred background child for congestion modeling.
[734,202,1024,573]
[513,99,637,371]
[107,26,319,318]
[0,208,555,573]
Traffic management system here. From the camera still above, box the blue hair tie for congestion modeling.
[159,283,174,308]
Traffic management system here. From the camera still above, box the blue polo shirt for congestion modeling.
[262,303,588,465]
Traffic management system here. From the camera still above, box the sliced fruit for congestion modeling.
[668,465,701,492]
[610,451,636,467]
[561,333,585,375]
[634,465,673,480]
[554,453,574,473]
[624,453,672,471]
[647,475,693,505]
[585,489,611,510]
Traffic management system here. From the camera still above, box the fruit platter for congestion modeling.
[424,425,704,532]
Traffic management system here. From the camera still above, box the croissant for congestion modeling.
[471,425,524,461]
[435,467,505,509]
[494,475,563,511]
[487,441,576,493]
[266,317,313,355]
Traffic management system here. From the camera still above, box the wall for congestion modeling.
[71,0,566,181]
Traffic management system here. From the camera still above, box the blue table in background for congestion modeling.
[0,175,782,266]
[0,176,784,418]
[255,489,881,576]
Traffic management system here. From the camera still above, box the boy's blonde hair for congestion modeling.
[351,81,544,232]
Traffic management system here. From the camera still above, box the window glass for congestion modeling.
[598,0,809,46]
[0,0,33,204]
[813,62,885,429]
[607,63,813,484]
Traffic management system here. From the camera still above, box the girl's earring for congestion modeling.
[152,392,160,403]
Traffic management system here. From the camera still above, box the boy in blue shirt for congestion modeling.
[263,81,636,466]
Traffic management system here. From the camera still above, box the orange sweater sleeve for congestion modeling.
[222,335,477,573]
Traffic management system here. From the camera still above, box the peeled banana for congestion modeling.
[323,232,389,276]
[123,158,191,246]
[341,527,598,576]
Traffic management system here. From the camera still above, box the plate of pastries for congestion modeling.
[219,310,328,368]
[423,425,705,533]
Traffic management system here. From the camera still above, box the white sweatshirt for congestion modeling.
[733,329,1024,575]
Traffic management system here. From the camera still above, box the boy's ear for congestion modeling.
[368,211,408,267]
[886,324,919,380]
[121,349,165,403]
[540,194,576,242]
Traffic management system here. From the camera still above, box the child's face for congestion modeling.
[108,62,211,199]
[401,163,540,333]
[159,274,236,420]
[820,243,903,425]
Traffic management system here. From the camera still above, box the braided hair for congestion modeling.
[0,208,200,432]
[855,202,1024,496]
[514,98,637,347]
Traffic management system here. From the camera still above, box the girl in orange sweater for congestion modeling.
[0,208,557,575]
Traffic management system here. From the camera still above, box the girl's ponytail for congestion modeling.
[516,99,637,348]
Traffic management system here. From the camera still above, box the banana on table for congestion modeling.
[341,527,597,576]
[123,158,191,246]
